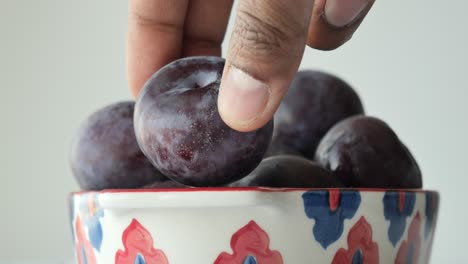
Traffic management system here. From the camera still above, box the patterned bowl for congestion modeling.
[69,188,439,264]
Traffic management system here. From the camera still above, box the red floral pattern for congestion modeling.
[214,221,283,264]
[115,219,169,264]
[332,216,379,264]
[395,212,421,264]
[75,216,97,264]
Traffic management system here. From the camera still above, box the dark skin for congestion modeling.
[127,0,375,132]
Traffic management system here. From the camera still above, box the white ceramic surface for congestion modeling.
[70,188,438,264]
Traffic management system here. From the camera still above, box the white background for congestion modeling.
[1,0,467,262]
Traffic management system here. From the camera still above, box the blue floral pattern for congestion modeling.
[352,249,363,264]
[243,255,257,264]
[135,254,145,264]
[302,190,361,249]
[79,192,104,252]
[425,192,439,239]
[383,191,416,246]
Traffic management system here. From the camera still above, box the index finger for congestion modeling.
[127,0,189,97]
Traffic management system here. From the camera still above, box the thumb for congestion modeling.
[218,0,314,132]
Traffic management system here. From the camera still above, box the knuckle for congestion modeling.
[235,10,285,51]
[231,7,305,63]
[129,10,183,33]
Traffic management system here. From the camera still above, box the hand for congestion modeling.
[127,0,374,132]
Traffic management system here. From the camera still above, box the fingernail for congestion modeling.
[324,0,370,27]
[218,66,270,126]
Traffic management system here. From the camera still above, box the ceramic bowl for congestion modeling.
[69,188,439,263]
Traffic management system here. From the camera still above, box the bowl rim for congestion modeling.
[70,187,437,195]
[70,187,438,209]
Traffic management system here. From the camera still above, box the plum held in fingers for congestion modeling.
[230,155,343,188]
[70,101,168,190]
[268,70,364,159]
[134,56,273,187]
[315,116,422,188]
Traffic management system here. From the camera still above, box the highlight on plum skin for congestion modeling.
[315,115,422,189]
[69,101,168,190]
[134,56,274,187]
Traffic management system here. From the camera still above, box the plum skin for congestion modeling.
[70,101,167,190]
[315,115,422,188]
[134,56,274,187]
[268,70,364,158]
[230,155,343,188]
[142,180,188,189]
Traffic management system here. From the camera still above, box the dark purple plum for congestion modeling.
[142,180,188,189]
[230,155,343,188]
[315,115,422,188]
[134,56,274,187]
[264,141,302,157]
[268,70,364,159]
[70,101,168,190]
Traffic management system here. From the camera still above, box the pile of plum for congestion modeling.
[70,57,422,190]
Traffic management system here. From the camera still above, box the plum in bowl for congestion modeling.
[69,57,437,263]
